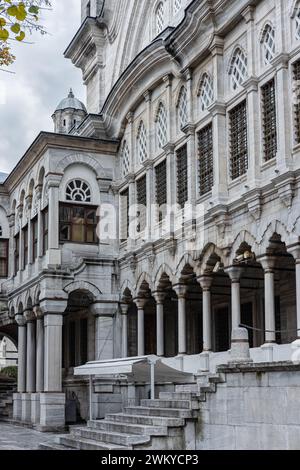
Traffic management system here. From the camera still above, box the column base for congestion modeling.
[21,393,32,423]
[13,393,22,421]
[38,392,66,432]
[31,393,40,425]
[198,351,211,372]
[261,342,275,362]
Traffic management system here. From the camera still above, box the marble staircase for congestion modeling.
[40,373,225,450]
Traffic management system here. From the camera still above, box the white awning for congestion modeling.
[74,355,194,383]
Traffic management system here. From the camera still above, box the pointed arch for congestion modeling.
[137,120,148,163]
[176,85,188,129]
[260,22,275,64]
[154,263,175,289]
[229,230,258,264]
[155,101,168,148]
[228,45,248,90]
[197,72,214,111]
[135,271,152,294]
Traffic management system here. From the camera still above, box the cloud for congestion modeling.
[0,0,85,173]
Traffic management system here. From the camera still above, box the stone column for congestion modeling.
[153,292,166,357]
[260,257,277,343]
[120,304,129,358]
[15,314,27,393]
[209,36,228,204]
[290,246,300,339]
[90,302,117,361]
[46,176,62,265]
[226,267,243,331]
[34,306,44,392]
[199,276,213,352]
[135,298,146,356]
[24,310,36,393]
[174,285,188,355]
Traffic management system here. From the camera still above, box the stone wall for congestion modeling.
[198,363,300,450]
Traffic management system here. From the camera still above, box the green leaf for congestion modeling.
[28,6,39,15]
[15,5,27,21]
[0,28,9,40]
[15,30,25,41]
[6,5,18,17]
[0,18,6,27]
[11,23,20,34]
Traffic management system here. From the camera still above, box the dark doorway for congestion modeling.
[215,306,230,352]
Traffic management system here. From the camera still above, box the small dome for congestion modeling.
[55,89,87,112]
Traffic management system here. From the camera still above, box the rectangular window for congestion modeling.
[120,188,129,242]
[14,234,19,276]
[262,79,277,161]
[32,216,38,262]
[176,144,188,208]
[42,207,48,255]
[198,123,214,196]
[229,100,248,180]
[22,225,28,269]
[136,175,147,233]
[59,203,98,244]
[0,239,8,278]
[293,60,300,144]
[155,159,167,222]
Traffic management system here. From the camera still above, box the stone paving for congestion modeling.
[0,422,58,450]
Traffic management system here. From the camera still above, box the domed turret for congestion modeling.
[52,89,87,134]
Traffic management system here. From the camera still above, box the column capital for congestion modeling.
[259,256,277,272]
[90,301,117,317]
[288,244,300,261]
[15,314,26,327]
[198,275,213,291]
[135,297,147,310]
[24,309,35,323]
[40,298,68,315]
[153,291,166,305]
[33,305,43,319]
[173,284,188,299]
[120,303,129,316]
[225,266,244,282]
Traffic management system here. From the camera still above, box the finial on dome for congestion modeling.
[68,88,74,98]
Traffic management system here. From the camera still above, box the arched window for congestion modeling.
[177,86,188,129]
[121,141,130,177]
[137,121,148,164]
[230,47,248,91]
[66,179,91,203]
[173,0,182,15]
[156,2,165,34]
[199,73,214,111]
[156,103,168,149]
[261,24,275,65]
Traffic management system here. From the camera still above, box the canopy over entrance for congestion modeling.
[74,355,194,383]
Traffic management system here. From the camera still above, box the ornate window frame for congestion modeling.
[228,46,248,91]
[198,72,214,111]
[65,179,92,203]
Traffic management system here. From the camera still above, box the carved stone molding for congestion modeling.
[243,189,262,222]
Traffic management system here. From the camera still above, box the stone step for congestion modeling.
[175,384,199,393]
[208,373,226,384]
[199,383,216,393]
[159,391,205,401]
[141,399,199,410]
[58,435,130,451]
[125,406,197,419]
[105,413,185,427]
[39,443,76,451]
[70,427,150,447]
[87,419,168,436]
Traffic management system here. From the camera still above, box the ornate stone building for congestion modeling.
[1,0,300,445]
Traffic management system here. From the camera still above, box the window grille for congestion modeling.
[262,25,275,65]
[156,2,164,34]
[14,234,19,275]
[229,100,248,180]
[230,48,248,91]
[66,179,91,203]
[0,239,8,278]
[198,124,214,195]
[120,188,129,242]
[293,60,300,144]
[178,86,188,129]
[32,216,38,262]
[121,141,130,177]
[262,79,277,161]
[156,103,168,149]
[176,145,188,208]
[296,7,300,40]
[23,225,28,269]
[137,121,148,163]
[136,175,147,232]
[199,73,214,111]
[155,160,167,221]
[173,0,182,14]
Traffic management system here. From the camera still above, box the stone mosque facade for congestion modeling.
[1,0,300,449]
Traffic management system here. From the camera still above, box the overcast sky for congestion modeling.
[0,0,85,173]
